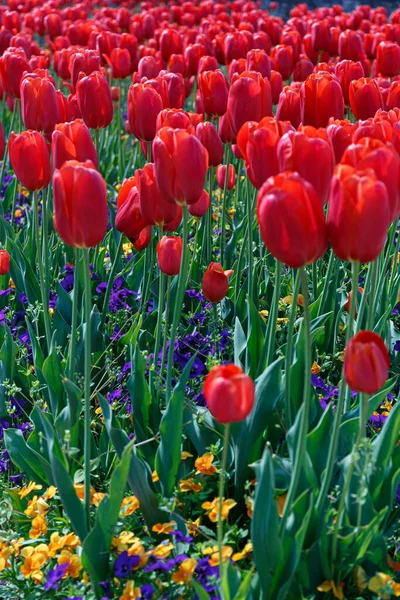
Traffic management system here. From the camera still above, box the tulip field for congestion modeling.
[1,0,400,598]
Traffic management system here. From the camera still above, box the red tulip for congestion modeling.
[44,13,62,39]
[271,44,294,81]
[237,118,282,190]
[159,72,185,110]
[202,262,234,303]
[292,56,314,82]
[338,30,364,63]
[153,127,208,206]
[0,47,29,98]
[326,119,358,164]
[0,250,10,275]
[270,69,283,104]
[216,164,236,190]
[301,72,344,128]
[335,60,365,105]
[138,55,160,79]
[195,122,224,167]
[9,130,51,191]
[344,287,364,316]
[157,236,182,276]
[20,73,59,133]
[203,364,255,424]
[225,31,253,64]
[156,109,194,134]
[115,177,149,240]
[52,119,98,170]
[198,70,229,117]
[168,54,186,77]
[198,55,218,74]
[246,49,271,79]
[128,83,164,141]
[227,71,272,136]
[257,171,328,268]
[184,43,207,76]
[53,160,108,248]
[387,80,400,110]
[160,29,182,62]
[376,41,400,78]
[133,225,152,252]
[109,47,131,79]
[188,190,210,217]
[349,78,383,120]
[328,167,390,263]
[276,86,302,128]
[76,71,113,130]
[344,331,389,394]
[136,162,179,226]
[69,50,101,90]
[311,20,331,53]
[277,130,335,205]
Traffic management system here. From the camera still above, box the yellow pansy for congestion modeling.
[232,542,253,562]
[18,482,43,499]
[152,521,176,535]
[151,541,174,559]
[119,580,142,600]
[179,478,203,493]
[317,580,344,599]
[202,545,233,566]
[24,496,49,517]
[187,518,201,537]
[195,453,217,476]
[29,515,47,539]
[201,497,237,522]
[171,558,197,583]
[58,550,82,578]
[121,495,140,515]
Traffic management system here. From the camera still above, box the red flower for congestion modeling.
[349,78,383,120]
[203,364,255,424]
[128,83,164,142]
[0,47,29,98]
[76,71,113,130]
[157,236,182,276]
[115,178,149,240]
[202,262,233,303]
[227,71,272,136]
[0,250,10,275]
[344,331,389,394]
[9,130,51,191]
[52,119,98,170]
[195,122,224,167]
[301,72,344,128]
[198,70,229,117]
[136,163,179,226]
[216,165,236,190]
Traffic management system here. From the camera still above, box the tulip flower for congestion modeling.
[203,364,255,424]
[195,122,224,167]
[9,130,51,191]
[257,171,328,268]
[216,165,236,190]
[108,47,132,79]
[136,163,179,226]
[338,30,364,63]
[20,73,59,133]
[271,44,294,81]
[52,119,98,170]
[53,160,108,248]
[139,56,160,79]
[198,56,218,74]
[133,226,152,252]
[349,78,383,121]
[387,81,400,110]
[115,178,149,240]
[157,236,182,276]
[76,71,113,130]
[0,250,10,275]
[160,29,182,62]
[301,72,344,128]
[152,127,208,206]
[328,167,390,263]
[198,70,229,117]
[128,83,164,142]
[276,86,302,128]
[326,119,357,164]
[70,50,101,90]
[292,56,314,82]
[237,118,282,190]
[335,60,365,105]
[227,71,272,136]
[159,72,185,110]
[344,331,389,394]
[246,49,271,79]
[344,287,364,316]
[0,47,29,98]
[156,109,194,134]
[311,20,331,53]
[270,70,283,104]
[376,42,400,78]
[202,262,234,303]
[188,190,210,217]
[184,43,207,76]
[225,31,253,64]
[277,130,335,205]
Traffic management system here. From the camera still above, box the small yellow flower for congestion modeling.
[171,558,197,583]
[93,492,105,507]
[195,453,218,476]
[58,550,82,578]
[44,486,57,500]
[201,497,237,523]
[202,545,233,566]
[9,278,15,289]
[18,482,43,499]
[245,496,254,518]
[0,543,12,571]
[368,572,400,598]
[228,208,236,218]
[115,184,122,192]
[29,515,47,539]
[14,208,22,218]
[48,308,54,317]
[152,470,159,482]
[123,242,133,256]
[20,545,49,582]
[119,580,142,600]
[232,542,253,562]
[121,495,140,515]
[24,496,49,517]
[152,521,176,535]
[354,566,368,592]
[74,483,95,504]
[338,351,344,362]
[181,451,193,460]
[317,580,344,600]
[277,494,286,518]
[151,541,174,559]
[179,478,203,493]
[311,362,321,374]
[187,517,201,537]
[112,531,138,552]
[259,309,269,321]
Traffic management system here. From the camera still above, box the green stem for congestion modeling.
[160,276,171,390]
[220,146,231,267]
[265,260,282,366]
[312,260,318,302]
[82,248,92,528]
[33,191,51,351]
[150,269,166,398]
[284,270,301,429]
[117,87,123,181]
[343,261,360,413]
[100,234,124,327]
[206,168,213,265]
[10,178,18,227]
[246,178,254,299]
[0,99,18,190]
[165,206,190,403]
[388,226,400,295]
[213,303,219,360]
[218,424,230,569]
[317,250,335,318]
[280,266,311,532]
[147,141,152,162]
[41,186,50,304]
[140,232,156,317]
[366,259,378,330]
[68,249,80,380]
[95,129,100,165]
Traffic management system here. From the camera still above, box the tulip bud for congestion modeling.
[115,178,149,240]
[335,60,365,105]
[344,287,364,316]
[128,83,164,142]
[227,72,272,135]
[301,72,344,128]
[109,47,132,80]
[20,73,59,133]
[326,119,357,164]
[157,235,182,276]
[276,86,302,128]
[0,250,10,275]
[188,190,210,218]
[53,160,108,248]
[203,364,255,424]
[52,119,98,170]
[195,122,224,167]
[0,47,29,98]
[202,262,233,303]
[76,71,113,130]
[246,49,271,79]
[216,164,236,190]
[349,78,384,120]
[136,162,179,226]
[376,41,400,78]
[237,118,282,190]
[9,130,51,191]
[257,171,328,268]
[198,70,229,117]
[344,331,389,394]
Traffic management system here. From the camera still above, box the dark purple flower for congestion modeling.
[44,563,69,591]
[114,551,140,577]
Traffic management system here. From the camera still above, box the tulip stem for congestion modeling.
[280,266,311,533]
[160,276,171,394]
[316,260,360,517]
[33,190,51,352]
[213,303,219,360]
[0,99,18,192]
[366,259,378,330]
[218,423,230,573]
[100,233,124,328]
[82,247,92,528]
[284,269,301,428]
[343,261,360,413]
[246,178,254,299]
[389,226,400,296]
[151,269,166,400]
[220,146,231,268]
[147,141,152,162]
[312,260,318,301]
[265,259,282,367]
[10,178,18,227]
[68,249,80,381]
[95,129,100,165]
[206,168,213,265]
[41,186,50,307]
[165,206,190,404]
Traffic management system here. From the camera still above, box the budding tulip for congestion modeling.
[203,364,255,424]
[237,119,282,190]
[52,119,98,170]
[0,250,10,275]
[153,127,208,206]
[216,165,236,190]
[156,109,194,134]
[349,78,383,120]
[160,29,182,62]
[202,262,234,303]
[157,235,182,276]
[257,171,328,268]
[271,44,294,81]
[9,131,51,191]
[270,70,283,104]
[376,41,400,78]
[136,162,179,226]
[335,60,365,105]
[301,72,344,128]
[328,167,390,263]
[227,72,272,135]
[20,73,59,133]
[0,47,29,98]
[276,86,302,128]
[184,43,207,76]
[326,119,357,164]
[76,71,113,130]
[53,160,108,248]
[115,178,149,240]
[188,190,210,217]
[246,49,271,79]
[344,331,389,394]
[344,287,364,316]
[128,83,164,142]
[109,47,132,79]
[195,122,224,167]
[198,70,229,117]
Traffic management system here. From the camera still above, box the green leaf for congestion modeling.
[4,429,50,486]
[55,379,82,454]
[192,580,211,600]
[155,355,196,497]
[82,441,133,584]
[245,296,266,379]
[370,401,400,506]
[234,317,247,368]
[42,344,65,416]
[233,569,256,600]
[127,345,151,444]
